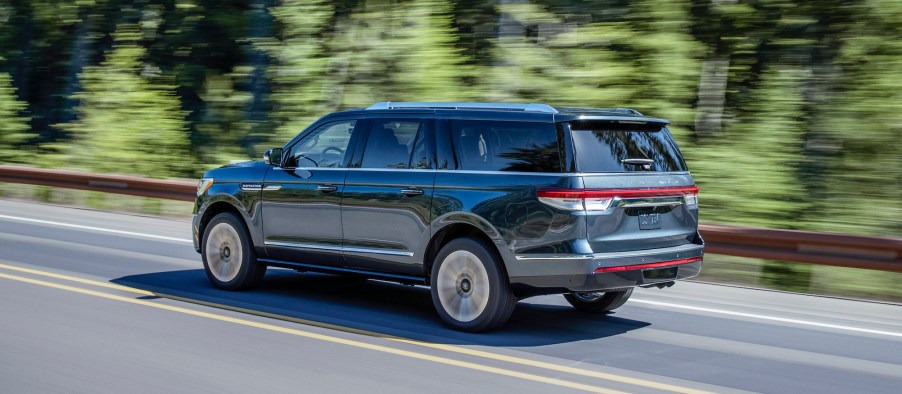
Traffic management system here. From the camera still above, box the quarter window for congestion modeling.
[450,120,561,172]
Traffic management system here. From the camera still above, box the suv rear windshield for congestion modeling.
[451,120,561,172]
[569,122,687,173]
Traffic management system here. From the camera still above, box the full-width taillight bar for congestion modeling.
[594,257,702,273]
[538,186,699,199]
[537,186,699,211]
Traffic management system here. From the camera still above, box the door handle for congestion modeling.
[400,188,424,196]
[316,185,338,193]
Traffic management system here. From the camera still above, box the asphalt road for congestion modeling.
[1,199,900,393]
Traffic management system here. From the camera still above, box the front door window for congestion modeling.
[285,120,357,168]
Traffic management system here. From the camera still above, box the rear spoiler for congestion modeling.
[562,116,670,131]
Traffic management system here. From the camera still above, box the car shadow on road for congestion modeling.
[113,267,650,347]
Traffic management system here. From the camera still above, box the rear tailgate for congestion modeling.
[579,173,699,253]
[566,120,700,254]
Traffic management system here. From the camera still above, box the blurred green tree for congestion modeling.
[687,67,807,228]
[484,0,701,127]
[146,0,274,169]
[193,71,257,166]
[0,70,30,163]
[55,24,190,178]
[808,0,902,235]
[259,0,337,143]
[262,0,471,144]
[334,0,472,105]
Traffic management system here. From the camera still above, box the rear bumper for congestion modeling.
[507,243,703,294]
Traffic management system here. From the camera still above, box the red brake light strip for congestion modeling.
[594,257,702,273]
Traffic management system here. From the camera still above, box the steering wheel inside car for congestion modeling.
[321,146,345,156]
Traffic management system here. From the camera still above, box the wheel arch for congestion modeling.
[424,215,513,285]
[198,197,258,252]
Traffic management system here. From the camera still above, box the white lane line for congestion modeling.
[631,299,902,338]
[0,214,192,244]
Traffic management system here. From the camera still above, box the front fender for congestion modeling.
[196,183,264,253]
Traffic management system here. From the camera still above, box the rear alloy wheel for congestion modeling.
[431,237,516,332]
[564,288,633,313]
[202,212,266,290]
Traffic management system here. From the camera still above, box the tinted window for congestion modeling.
[286,120,356,168]
[570,124,687,172]
[360,119,428,169]
[451,120,561,172]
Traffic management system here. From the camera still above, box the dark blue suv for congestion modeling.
[193,102,703,331]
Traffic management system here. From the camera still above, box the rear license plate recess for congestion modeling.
[638,211,662,230]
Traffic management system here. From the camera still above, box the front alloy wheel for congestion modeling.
[202,212,266,290]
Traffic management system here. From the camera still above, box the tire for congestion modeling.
[201,212,266,290]
[430,237,516,332]
[563,288,633,313]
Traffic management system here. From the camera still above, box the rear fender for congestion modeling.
[432,211,516,275]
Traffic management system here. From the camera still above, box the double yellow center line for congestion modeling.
[0,262,712,394]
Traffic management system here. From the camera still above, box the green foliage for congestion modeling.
[335,0,472,106]
[260,0,336,142]
[194,70,256,167]
[56,24,190,178]
[485,0,702,128]
[687,67,807,228]
[262,0,471,143]
[808,0,902,235]
[0,71,29,163]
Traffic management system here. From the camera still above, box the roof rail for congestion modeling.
[366,102,558,114]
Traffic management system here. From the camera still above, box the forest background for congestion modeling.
[0,0,899,238]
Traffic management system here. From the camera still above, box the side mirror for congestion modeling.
[263,148,283,166]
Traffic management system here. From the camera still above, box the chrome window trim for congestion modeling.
[276,166,691,177]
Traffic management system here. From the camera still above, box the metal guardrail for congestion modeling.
[0,165,196,201]
[1,165,900,272]
[701,224,902,273]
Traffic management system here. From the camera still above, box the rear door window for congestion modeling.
[569,123,687,173]
[450,120,561,172]
[360,119,431,169]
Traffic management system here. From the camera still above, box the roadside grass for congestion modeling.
[0,183,193,218]
[2,183,899,304]
[697,255,902,304]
